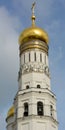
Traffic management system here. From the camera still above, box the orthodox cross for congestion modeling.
[31,2,36,15]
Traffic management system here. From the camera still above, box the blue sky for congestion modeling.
[0,0,65,130]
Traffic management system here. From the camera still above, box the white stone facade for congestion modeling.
[6,38,58,130]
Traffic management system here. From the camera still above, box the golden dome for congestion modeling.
[19,26,49,45]
[19,2,49,46]
[7,106,14,119]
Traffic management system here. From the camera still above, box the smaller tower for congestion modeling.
[6,3,58,130]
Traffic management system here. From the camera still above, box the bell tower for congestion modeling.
[6,2,58,130]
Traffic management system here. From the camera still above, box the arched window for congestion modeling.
[37,84,41,88]
[50,105,53,117]
[24,54,25,63]
[24,103,28,116]
[40,53,42,62]
[34,52,36,61]
[26,85,29,89]
[45,55,46,64]
[29,53,30,62]
[37,101,43,116]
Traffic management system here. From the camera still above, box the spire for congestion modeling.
[31,2,36,26]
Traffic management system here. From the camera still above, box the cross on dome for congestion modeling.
[31,2,36,26]
[31,2,36,15]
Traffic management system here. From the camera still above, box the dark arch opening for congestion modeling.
[24,102,28,116]
[37,101,43,116]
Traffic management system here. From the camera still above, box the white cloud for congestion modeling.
[0,5,22,130]
[0,6,19,85]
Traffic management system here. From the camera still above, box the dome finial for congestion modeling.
[31,2,36,26]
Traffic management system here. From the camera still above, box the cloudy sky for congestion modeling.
[0,0,65,130]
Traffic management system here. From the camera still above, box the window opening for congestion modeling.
[37,101,43,116]
[40,53,42,62]
[29,53,30,62]
[26,85,29,89]
[24,103,28,116]
[24,54,25,63]
[34,52,36,61]
[45,55,46,64]
[50,105,53,117]
[37,84,41,88]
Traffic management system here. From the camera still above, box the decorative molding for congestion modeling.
[18,62,50,80]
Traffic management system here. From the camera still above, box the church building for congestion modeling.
[6,3,58,130]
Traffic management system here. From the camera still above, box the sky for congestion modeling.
[0,0,65,130]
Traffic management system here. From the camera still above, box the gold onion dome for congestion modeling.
[19,2,49,45]
[19,26,49,45]
[7,106,14,119]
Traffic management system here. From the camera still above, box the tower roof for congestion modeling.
[6,106,14,120]
[19,26,49,45]
[19,2,49,46]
